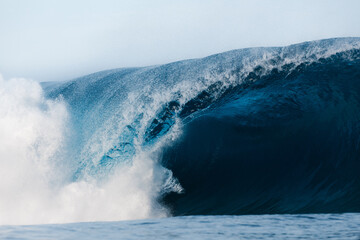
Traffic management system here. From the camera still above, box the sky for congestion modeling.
[1,0,360,82]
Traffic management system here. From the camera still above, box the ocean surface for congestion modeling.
[1,214,360,239]
[0,37,360,238]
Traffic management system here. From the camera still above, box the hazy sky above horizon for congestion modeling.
[1,0,360,82]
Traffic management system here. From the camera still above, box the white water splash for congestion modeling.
[0,75,173,225]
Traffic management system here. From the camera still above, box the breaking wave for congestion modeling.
[1,37,360,224]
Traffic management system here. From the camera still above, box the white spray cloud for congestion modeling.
[0,75,170,225]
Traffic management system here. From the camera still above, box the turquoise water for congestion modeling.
[1,213,360,239]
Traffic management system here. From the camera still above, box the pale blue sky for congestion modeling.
[1,0,360,82]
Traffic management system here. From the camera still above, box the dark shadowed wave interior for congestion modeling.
[161,49,360,215]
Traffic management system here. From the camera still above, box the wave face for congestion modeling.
[161,44,360,215]
[1,38,359,224]
[45,37,360,217]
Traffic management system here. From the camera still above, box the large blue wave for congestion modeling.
[44,38,360,215]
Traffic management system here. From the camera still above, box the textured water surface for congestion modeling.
[1,214,360,240]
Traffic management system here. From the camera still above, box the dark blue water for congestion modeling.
[161,46,360,215]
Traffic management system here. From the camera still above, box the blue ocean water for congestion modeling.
[1,214,360,239]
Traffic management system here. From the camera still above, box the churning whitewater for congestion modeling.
[0,38,360,225]
[0,75,175,225]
